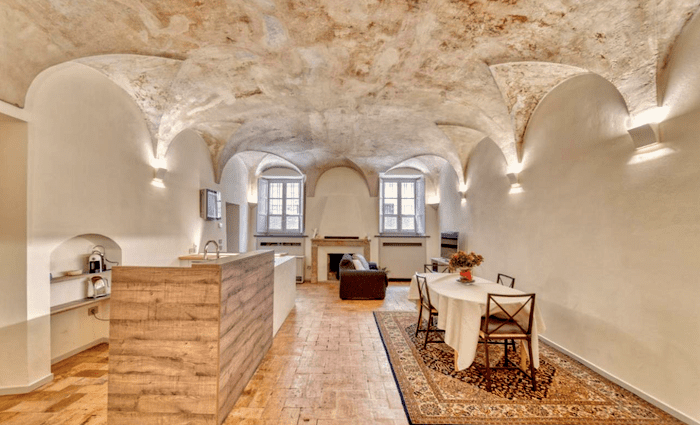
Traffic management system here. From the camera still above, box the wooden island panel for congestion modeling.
[217,251,274,421]
[108,251,274,425]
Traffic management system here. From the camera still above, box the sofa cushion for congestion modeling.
[352,253,370,270]
[352,259,365,270]
[339,253,355,270]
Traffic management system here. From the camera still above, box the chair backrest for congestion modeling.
[423,264,449,273]
[415,273,433,312]
[497,273,515,288]
[483,293,535,336]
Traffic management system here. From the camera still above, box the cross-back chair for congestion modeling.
[495,273,517,354]
[414,273,444,348]
[479,293,537,391]
[423,263,449,273]
[496,273,515,288]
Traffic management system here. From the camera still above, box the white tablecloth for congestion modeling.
[408,273,546,371]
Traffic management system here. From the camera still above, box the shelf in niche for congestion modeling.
[50,270,111,284]
[50,295,110,315]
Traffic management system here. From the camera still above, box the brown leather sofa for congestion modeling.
[338,253,388,300]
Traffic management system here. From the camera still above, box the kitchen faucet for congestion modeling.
[203,240,220,260]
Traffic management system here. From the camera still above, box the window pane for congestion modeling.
[402,217,415,231]
[269,216,282,230]
[286,182,299,199]
[384,216,397,230]
[286,216,299,230]
[402,198,415,215]
[384,182,398,198]
[270,182,283,198]
[286,199,299,215]
[383,199,397,215]
[401,182,415,198]
[270,199,283,215]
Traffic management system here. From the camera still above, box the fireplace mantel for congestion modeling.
[310,238,370,283]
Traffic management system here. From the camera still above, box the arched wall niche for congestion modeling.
[50,234,122,279]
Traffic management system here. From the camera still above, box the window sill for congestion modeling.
[376,234,429,238]
[255,234,308,238]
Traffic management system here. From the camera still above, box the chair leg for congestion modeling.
[415,306,423,337]
[483,339,492,391]
[526,339,537,391]
[503,339,509,366]
[423,312,432,348]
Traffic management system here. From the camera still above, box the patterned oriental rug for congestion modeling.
[374,311,684,425]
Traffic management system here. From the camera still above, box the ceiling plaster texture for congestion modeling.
[4,0,700,185]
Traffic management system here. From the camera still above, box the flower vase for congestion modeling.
[459,267,473,282]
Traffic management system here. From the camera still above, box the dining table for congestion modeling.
[408,273,546,371]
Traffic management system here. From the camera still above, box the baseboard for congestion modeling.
[539,335,698,425]
[51,337,109,365]
[0,373,54,396]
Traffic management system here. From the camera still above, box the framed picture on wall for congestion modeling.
[200,189,222,220]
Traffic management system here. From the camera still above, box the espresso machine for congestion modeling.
[88,246,106,273]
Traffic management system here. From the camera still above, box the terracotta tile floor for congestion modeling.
[0,281,415,425]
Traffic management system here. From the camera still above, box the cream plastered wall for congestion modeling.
[13,62,243,382]
[306,167,381,271]
[303,166,439,276]
[0,115,46,391]
[437,161,463,246]
[462,73,700,423]
[220,155,250,254]
[0,116,27,327]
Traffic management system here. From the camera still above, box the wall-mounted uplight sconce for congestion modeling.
[507,172,524,194]
[151,167,166,188]
[150,157,167,188]
[427,195,441,209]
[628,123,659,150]
[151,157,167,169]
[627,106,669,152]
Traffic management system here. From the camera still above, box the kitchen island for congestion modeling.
[108,250,274,425]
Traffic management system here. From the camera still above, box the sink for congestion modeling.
[180,253,240,262]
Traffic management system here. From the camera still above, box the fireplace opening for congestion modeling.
[327,253,346,281]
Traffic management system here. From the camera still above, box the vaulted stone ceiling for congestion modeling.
[2,0,699,185]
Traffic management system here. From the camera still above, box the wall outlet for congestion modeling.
[88,306,99,316]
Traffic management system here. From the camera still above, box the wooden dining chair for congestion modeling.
[479,293,537,391]
[495,273,517,355]
[414,273,444,348]
[497,273,515,288]
[423,264,449,273]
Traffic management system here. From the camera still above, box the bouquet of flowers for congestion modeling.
[449,250,484,270]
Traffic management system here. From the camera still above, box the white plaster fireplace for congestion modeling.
[310,238,370,283]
